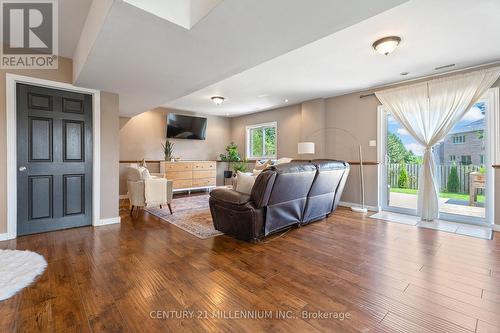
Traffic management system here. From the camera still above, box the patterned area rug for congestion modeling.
[145,195,222,239]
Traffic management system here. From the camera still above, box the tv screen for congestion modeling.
[167,114,207,140]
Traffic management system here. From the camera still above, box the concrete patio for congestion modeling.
[389,192,485,219]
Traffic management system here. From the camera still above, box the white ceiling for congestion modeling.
[164,0,500,117]
[122,0,223,29]
[73,0,407,116]
[58,0,93,58]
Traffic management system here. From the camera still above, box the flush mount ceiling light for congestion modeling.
[211,96,225,105]
[372,36,401,55]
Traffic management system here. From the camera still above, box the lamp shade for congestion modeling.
[297,142,315,154]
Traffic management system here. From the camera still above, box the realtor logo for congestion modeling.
[1,0,58,69]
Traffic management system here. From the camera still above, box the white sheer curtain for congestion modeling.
[376,67,500,221]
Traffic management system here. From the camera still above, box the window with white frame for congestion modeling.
[452,135,466,144]
[246,122,277,159]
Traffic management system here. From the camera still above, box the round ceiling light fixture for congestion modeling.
[372,36,401,55]
[211,96,225,105]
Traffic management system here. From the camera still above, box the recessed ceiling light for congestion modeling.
[372,36,401,55]
[211,96,225,105]
[400,72,409,76]
[284,98,289,103]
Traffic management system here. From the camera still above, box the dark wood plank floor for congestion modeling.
[1,199,500,332]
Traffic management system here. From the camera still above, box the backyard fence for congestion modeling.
[388,164,484,194]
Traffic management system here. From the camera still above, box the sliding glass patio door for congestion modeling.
[379,90,497,225]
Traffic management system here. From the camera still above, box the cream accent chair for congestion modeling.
[127,166,173,216]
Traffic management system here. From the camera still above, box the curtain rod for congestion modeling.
[358,60,500,99]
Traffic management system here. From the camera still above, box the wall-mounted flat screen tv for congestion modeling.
[167,114,207,140]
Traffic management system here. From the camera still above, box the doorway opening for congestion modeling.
[378,88,498,225]
[5,74,101,240]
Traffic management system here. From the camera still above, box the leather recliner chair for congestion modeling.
[209,160,349,242]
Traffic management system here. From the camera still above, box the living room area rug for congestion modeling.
[145,194,223,239]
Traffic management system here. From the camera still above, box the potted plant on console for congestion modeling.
[162,139,175,161]
[219,142,247,178]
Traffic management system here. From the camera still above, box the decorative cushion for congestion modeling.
[235,171,256,195]
[254,159,271,170]
[275,157,293,165]
[141,168,152,179]
[252,169,263,176]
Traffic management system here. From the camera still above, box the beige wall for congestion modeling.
[230,104,302,160]
[120,107,231,161]
[301,99,326,159]
[100,92,120,219]
[324,91,380,208]
[0,57,120,235]
[119,107,231,195]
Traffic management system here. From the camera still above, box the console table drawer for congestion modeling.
[192,170,216,179]
[165,162,193,172]
[193,162,216,170]
[173,179,192,189]
[192,178,216,187]
[166,171,192,180]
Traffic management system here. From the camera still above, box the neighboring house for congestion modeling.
[436,118,485,165]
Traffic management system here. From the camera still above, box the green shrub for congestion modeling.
[447,164,460,193]
[398,166,409,189]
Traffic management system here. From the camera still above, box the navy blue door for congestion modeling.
[17,84,93,236]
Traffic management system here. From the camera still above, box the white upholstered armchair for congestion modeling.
[127,166,173,216]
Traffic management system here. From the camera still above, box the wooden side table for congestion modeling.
[469,172,485,206]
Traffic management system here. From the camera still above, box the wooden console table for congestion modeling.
[160,161,216,192]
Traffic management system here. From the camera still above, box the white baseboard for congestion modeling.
[494,224,500,232]
[119,194,129,200]
[338,201,380,212]
[0,232,11,241]
[95,217,121,226]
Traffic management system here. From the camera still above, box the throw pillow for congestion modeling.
[140,167,152,179]
[275,157,293,165]
[235,171,256,195]
[252,169,263,176]
[254,159,271,170]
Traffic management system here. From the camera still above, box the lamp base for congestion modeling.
[351,207,368,214]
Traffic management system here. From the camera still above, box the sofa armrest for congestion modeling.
[210,188,251,205]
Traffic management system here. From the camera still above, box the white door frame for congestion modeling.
[5,73,101,240]
[377,87,499,225]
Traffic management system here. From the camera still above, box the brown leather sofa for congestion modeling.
[209,160,349,242]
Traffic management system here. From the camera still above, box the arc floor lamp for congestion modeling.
[298,127,368,213]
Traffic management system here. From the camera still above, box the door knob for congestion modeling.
[18,166,27,172]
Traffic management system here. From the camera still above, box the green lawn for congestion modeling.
[390,187,485,203]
